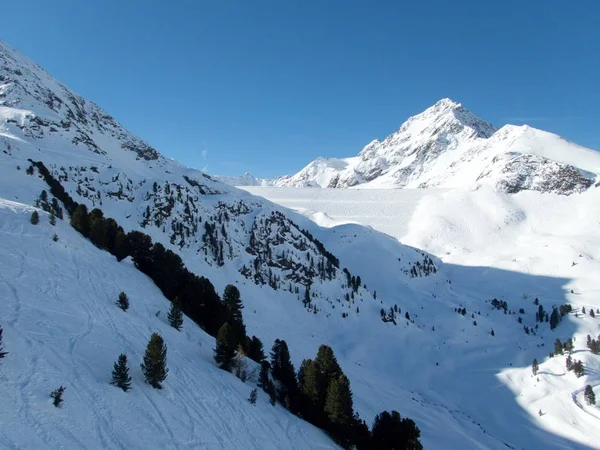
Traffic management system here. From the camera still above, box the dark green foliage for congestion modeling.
[572,360,584,378]
[214,323,236,371]
[49,210,56,226]
[246,335,266,363]
[116,291,129,311]
[591,309,596,318]
[30,210,39,225]
[141,332,168,389]
[564,338,574,354]
[491,329,495,336]
[371,410,423,450]
[532,358,539,376]
[70,204,89,235]
[258,361,270,388]
[223,284,246,349]
[554,338,563,355]
[325,374,354,446]
[167,299,184,331]
[270,339,298,410]
[50,386,66,407]
[248,388,258,405]
[0,326,7,359]
[298,358,325,425]
[566,354,573,371]
[550,307,560,330]
[584,385,596,405]
[110,354,132,392]
[52,233,59,242]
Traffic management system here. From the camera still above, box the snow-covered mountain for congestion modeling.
[210,172,274,187]
[1,39,599,450]
[235,99,599,195]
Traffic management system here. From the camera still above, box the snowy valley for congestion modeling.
[0,38,599,450]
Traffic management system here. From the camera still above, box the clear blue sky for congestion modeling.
[2,0,599,177]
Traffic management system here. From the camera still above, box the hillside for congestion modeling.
[219,100,600,195]
[1,39,599,449]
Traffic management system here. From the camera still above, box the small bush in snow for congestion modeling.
[50,386,66,407]
[248,388,257,405]
[30,211,39,225]
[116,291,129,311]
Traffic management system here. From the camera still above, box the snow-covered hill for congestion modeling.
[228,99,600,195]
[0,199,337,449]
[1,38,599,450]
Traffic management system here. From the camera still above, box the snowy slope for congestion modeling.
[0,199,338,450]
[251,99,599,195]
[243,184,600,448]
[2,38,600,450]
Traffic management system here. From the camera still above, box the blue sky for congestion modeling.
[2,0,599,177]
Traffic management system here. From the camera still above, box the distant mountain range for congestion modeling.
[214,99,600,195]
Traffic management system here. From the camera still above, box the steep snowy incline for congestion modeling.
[247,99,599,194]
[0,199,338,450]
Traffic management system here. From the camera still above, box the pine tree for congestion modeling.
[0,326,7,359]
[70,204,90,236]
[246,335,266,363]
[554,338,563,355]
[30,210,39,225]
[566,354,573,371]
[270,339,298,410]
[222,285,246,349]
[50,386,66,407]
[531,358,539,376]
[141,332,168,389]
[167,299,184,331]
[49,210,56,226]
[233,344,248,382]
[573,360,585,378]
[591,309,596,318]
[214,323,236,371]
[582,306,586,314]
[564,338,574,354]
[371,410,423,450]
[116,291,129,311]
[584,385,596,406]
[324,374,354,447]
[248,388,258,405]
[550,307,560,330]
[110,354,132,392]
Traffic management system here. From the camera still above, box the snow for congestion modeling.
[1,37,600,450]
[242,185,600,448]
[0,200,338,450]
[232,99,599,194]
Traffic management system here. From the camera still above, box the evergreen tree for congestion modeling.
[270,339,298,410]
[110,354,132,392]
[70,204,90,236]
[324,374,354,445]
[30,210,39,225]
[572,360,585,378]
[591,309,596,318]
[116,291,129,311]
[566,354,573,371]
[49,210,56,226]
[564,338,574,354]
[222,285,246,349]
[582,306,586,314]
[214,323,236,371]
[248,388,258,405]
[246,335,266,363]
[298,358,325,424]
[0,326,7,359]
[258,361,270,388]
[141,332,168,389]
[371,410,423,450]
[584,385,596,406]
[554,338,563,355]
[531,358,539,376]
[550,307,560,330]
[167,299,184,331]
[50,386,66,407]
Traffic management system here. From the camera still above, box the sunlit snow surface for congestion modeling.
[242,185,600,448]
